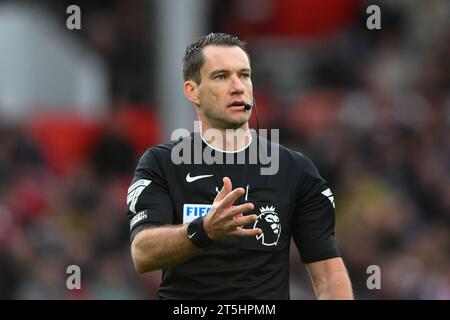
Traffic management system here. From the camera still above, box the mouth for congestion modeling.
[228,101,246,109]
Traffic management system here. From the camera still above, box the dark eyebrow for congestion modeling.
[240,68,252,74]
[209,68,252,78]
[210,69,229,78]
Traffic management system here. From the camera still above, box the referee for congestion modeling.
[126,33,353,299]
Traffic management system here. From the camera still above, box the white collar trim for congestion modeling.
[200,131,253,154]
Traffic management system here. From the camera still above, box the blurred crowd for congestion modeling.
[0,0,449,299]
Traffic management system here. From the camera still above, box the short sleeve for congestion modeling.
[126,148,174,242]
[292,154,340,263]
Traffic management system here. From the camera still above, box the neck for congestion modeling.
[199,120,251,152]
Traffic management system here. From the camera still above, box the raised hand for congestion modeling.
[203,177,262,240]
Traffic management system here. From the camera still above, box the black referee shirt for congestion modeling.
[126,132,340,299]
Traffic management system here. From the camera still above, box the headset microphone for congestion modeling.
[244,98,260,132]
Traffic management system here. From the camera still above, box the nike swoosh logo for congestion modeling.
[188,232,197,239]
[186,173,214,183]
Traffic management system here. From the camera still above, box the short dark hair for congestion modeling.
[182,33,249,84]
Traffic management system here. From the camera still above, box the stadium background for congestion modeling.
[0,0,448,299]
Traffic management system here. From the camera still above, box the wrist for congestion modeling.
[187,216,214,249]
[202,216,214,240]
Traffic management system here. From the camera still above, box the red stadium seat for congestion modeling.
[26,106,161,176]
[27,114,101,176]
[224,0,360,41]
[114,105,162,155]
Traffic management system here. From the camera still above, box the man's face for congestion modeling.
[196,45,253,129]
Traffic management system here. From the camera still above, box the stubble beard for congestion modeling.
[203,107,248,130]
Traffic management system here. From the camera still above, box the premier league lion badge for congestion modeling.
[254,205,281,246]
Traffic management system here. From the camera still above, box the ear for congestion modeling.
[183,80,200,106]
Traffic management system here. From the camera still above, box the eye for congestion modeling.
[215,74,226,80]
[240,73,250,79]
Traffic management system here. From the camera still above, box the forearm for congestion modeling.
[131,224,199,272]
[313,269,353,300]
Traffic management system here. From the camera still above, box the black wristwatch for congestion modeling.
[187,216,214,249]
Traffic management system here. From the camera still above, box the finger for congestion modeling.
[219,187,245,208]
[229,228,262,238]
[227,214,258,229]
[214,177,232,203]
[226,203,254,218]
[233,213,244,229]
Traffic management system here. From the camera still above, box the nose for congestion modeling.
[230,74,245,95]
